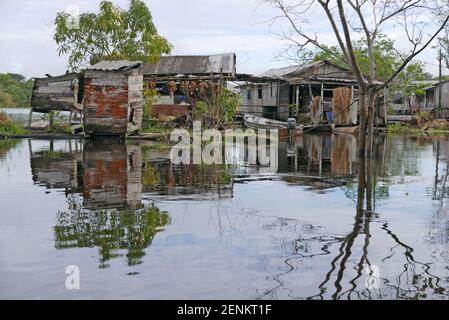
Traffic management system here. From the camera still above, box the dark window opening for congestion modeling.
[129,108,135,123]
[247,89,251,100]
[258,85,263,99]
[77,76,84,104]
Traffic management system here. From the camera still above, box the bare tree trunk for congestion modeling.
[357,154,366,214]
[366,154,374,212]
[366,91,377,157]
[357,92,368,157]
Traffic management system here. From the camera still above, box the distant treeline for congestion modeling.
[0,73,33,108]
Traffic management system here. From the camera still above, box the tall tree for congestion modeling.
[309,35,402,81]
[54,0,172,71]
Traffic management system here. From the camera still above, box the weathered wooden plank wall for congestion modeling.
[83,68,143,135]
[332,87,352,126]
[31,73,80,113]
[310,96,321,125]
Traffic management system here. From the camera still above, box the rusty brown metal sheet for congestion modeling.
[83,66,143,135]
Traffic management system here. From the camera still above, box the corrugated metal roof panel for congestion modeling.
[259,65,301,78]
[143,53,236,76]
[88,60,143,71]
[259,60,350,79]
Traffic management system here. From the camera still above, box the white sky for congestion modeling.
[0,0,446,78]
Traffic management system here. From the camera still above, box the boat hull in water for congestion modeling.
[243,114,288,130]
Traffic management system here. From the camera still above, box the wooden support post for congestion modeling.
[49,113,54,132]
[320,82,324,123]
[28,109,33,129]
[69,110,73,126]
[383,86,388,126]
[295,86,299,113]
[308,81,313,109]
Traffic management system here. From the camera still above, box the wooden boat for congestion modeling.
[303,123,335,133]
[333,126,359,134]
[244,114,290,130]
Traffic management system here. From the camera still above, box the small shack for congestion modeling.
[83,60,144,135]
[30,73,83,126]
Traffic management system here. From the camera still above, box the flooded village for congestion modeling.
[2,0,449,303]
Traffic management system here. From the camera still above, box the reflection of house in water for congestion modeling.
[30,140,83,194]
[276,134,359,191]
[142,161,234,200]
[139,141,235,200]
[29,138,142,210]
[82,138,142,209]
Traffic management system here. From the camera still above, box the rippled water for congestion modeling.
[1,134,449,299]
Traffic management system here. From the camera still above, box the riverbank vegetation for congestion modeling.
[388,123,449,135]
[387,111,449,134]
[0,73,33,108]
[0,111,27,136]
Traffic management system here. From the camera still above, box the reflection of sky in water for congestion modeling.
[1,135,449,299]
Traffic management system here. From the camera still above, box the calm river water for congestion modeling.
[1,134,449,299]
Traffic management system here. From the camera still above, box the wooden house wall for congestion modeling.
[434,82,449,109]
[84,69,143,135]
[239,81,290,120]
[31,73,80,113]
[127,72,143,133]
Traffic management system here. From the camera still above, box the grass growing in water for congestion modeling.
[0,111,27,136]
[387,123,449,135]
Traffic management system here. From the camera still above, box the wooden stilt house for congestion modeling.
[83,60,144,135]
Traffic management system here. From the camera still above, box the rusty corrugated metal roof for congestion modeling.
[88,60,143,71]
[259,61,342,78]
[143,53,236,76]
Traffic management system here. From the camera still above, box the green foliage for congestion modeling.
[387,123,421,134]
[54,0,172,71]
[143,87,159,118]
[141,161,160,187]
[311,35,432,84]
[193,87,240,128]
[54,197,171,267]
[387,106,396,116]
[0,73,33,108]
[313,35,399,80]
[40,110,66,132]
[220,89,240,122]
[395,62,432,98]
[0,111,27,135]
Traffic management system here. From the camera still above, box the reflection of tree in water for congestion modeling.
[54,195,171,268]
[258,136,448,300]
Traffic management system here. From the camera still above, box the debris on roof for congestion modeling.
[88,60,143,71]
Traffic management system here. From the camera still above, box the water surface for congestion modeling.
[1,134,449,299]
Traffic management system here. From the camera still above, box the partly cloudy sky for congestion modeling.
[0,0,445,79]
